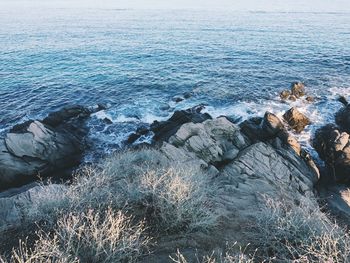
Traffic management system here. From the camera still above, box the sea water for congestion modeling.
[1,6,350,160]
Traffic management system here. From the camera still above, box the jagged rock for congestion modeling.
[291,82,305,98]
[283,107,311,133]
[166,117,249,165]
[336,104,350,133]
[127,106,212,145]
[319,185,350,226]
[0,184,65,232]
[240,112,285,141]
[313,124,350,183]
[143,116,320,262]
[0,105,102,190]
[338,96,348,107]
[305,96,315,103]
[280,90,291,100]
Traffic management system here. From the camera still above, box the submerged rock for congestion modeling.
[283,107,311,133]
[0,105,102,190]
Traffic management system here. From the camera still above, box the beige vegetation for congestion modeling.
[1,116,350,262]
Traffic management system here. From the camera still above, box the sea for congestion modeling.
[1,6,350,161]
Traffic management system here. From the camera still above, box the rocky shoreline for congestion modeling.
[0,83,350,261]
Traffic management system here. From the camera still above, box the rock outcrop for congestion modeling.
[335,103,350,133]
[0,105,103,190]
[0,183,65,232]
[127,105,212,145]
[142,114,320,261]
[283,107,311,133]
[313,125,350,184]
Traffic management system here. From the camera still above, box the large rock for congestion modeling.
[143,116,320,262]
[283,107,311,133]
[313,124,350,183]
[0,105,102,190]
[291,82,305,98]
[0,184,65,232]
[336,104,350,133]
[319,185,350,226]
[127,106,212,145]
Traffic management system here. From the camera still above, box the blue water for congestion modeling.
[1,7,350,159]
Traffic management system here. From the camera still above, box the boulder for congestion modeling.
[313,124,350,183]
[280,90,291,100]
[291,82,305,98]
[319,185,350,226]
[0,105,102,190]
[0,184,65,232]
[283,107,311,133]
[336,104,350,133]
[127,106,212,145]
[143,116,320,262]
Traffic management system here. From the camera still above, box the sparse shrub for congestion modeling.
[2,208,149,263]
[250,196,350,262]
[64,148,215,234]
[169,242,255,263]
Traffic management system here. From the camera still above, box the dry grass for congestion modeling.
[169,243,255,263]
[250,196,350,262]
[2,208,149,263]
[1,148,215,262]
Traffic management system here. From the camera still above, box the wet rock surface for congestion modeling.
[0,105,103,190]
[283,107,311,133]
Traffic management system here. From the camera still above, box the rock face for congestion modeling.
[313,124,350,184]
[283,107,311,133]
[336,104,350,133]
[127,106,212,145]
[0,105,102,190]
[319,185,350,226]
[141,115,320,262]
[0,184,65,232]
[291,82,305,98]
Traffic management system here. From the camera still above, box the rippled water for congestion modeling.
[1,7,350,159]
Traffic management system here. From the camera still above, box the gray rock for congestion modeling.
[291,82,305,98]
[0,184,65,232]
[313,124,350,183]
[0,105,102,190]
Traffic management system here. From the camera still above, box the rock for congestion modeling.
[283,107,311,133]
[43,105,93,127]
[291,82,305,98]
[280,90,291,100]
[151,106,212,143]
[313,124,350,183]
[319,185,350,226]
[338,96,348,106]
[240,112,285,142]
[288,95,297,101]
[166,117,249,165]
[335,104,350,133]
[126,106,212,145]
[172,96,184,103]
[183,92,193,99]
[144,116,320,261]
[305,96,315,103]
[159,103,170,111]
[0,184,65,232]
[261,112,285,137]
[0,105,101,190]
[127,126,150,145]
